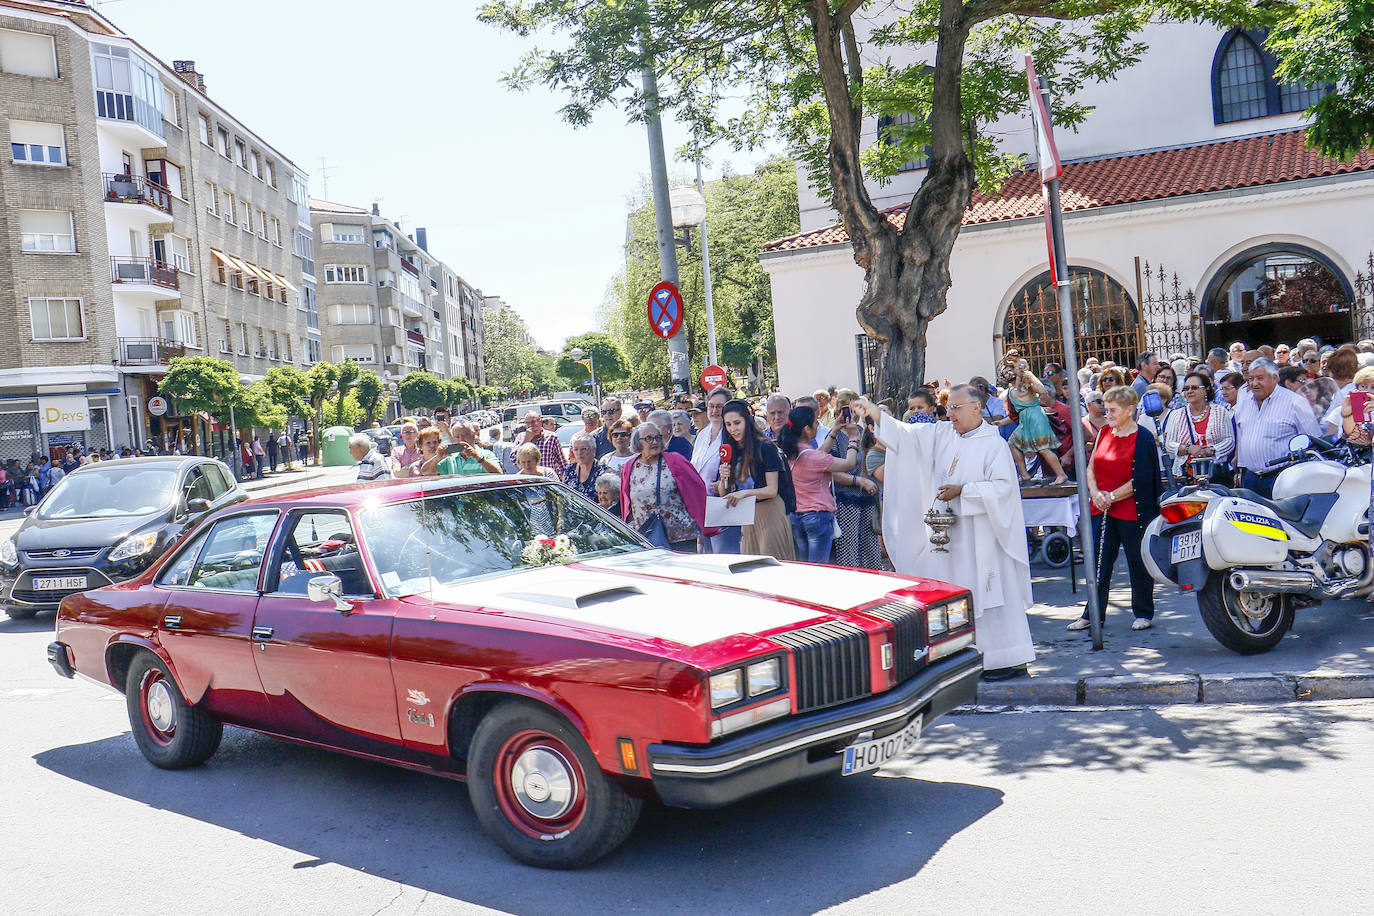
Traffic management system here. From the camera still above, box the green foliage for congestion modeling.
[354,369,384,425]
[239,382,289,431]
[477,385,500,406]
[445,376,476,406]
[603,158,799,388]
[158,356,241,421]
[557,332,631,385]
[1268,0,1374,160]
[261,366,311,420]
[325,392,364,429]
[305,362,340,409]
[398,371,447,411]
[508,373,536,398]
[482,300,537,390]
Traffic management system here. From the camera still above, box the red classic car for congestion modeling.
[49,475,981,868]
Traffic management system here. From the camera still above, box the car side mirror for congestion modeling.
[1289,434,1311,454]
[186,498,212,515]
[22,506,34,516]
[307,574,354,614]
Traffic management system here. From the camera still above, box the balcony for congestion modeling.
[111,256,179,292]
[118,337,184,366]
[399,258,420,277]
[405,328,426,346]
[94,89,166,146]
[103,173,172,216]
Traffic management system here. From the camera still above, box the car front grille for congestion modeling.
[10,568,111,605]
[23,547,103,561]
[861,600,927,683]
[770,621,871,713]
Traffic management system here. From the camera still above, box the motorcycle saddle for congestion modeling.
[1227,489,1336,539]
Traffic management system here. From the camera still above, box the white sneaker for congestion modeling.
[1131,618,1153,630]
[1067,618,1091,631]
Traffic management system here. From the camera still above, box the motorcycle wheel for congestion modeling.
[1197,572,1294,655]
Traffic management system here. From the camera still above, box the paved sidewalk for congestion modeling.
[974,560,1374,709]
[237,462,357,496]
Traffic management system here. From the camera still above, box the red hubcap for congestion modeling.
[492,730,587,839]
[138,669,176,747]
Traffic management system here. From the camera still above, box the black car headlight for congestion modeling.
[108,532,159,563]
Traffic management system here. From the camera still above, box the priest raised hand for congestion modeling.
[851,389,1036,680]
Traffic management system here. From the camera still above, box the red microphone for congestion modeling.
[718,442,733,464]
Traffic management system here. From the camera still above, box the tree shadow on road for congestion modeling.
[35,728,1002,914]
[909,703,1366,778]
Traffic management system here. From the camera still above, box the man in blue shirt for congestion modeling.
[1132,351,1160,396]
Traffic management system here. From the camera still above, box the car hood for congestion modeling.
[16,511,168,550]
[424,551,913,650]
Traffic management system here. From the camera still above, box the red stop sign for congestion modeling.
[700,365,727,391]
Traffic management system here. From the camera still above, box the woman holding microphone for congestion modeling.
[717,399,793,560]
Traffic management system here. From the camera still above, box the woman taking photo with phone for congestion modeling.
[830,390,883,569]
[779,405,860,563]
[717,399,793,560]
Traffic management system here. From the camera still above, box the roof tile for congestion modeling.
[763,129,1374,253]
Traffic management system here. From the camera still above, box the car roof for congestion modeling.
[66,455,217,474]
[236,473,549,510]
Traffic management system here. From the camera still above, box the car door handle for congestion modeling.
[163,615,182,630]
[251,626,274,642]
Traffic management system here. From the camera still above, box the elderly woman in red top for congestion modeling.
[619,422,714,552]
[1070,385,1163,633]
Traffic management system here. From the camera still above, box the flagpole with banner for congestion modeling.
[1026,53,1105,650]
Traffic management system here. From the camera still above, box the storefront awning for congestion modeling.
[274,272,299,293]
[242,262,274,283]
[222,253,250,274]
[209,249,231,265]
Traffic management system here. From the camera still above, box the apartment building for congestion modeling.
[0,0,310,460]
[312,200,487,398]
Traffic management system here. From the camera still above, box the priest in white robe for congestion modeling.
[852,387,1036,678]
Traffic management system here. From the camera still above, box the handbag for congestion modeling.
[637,459,673,548]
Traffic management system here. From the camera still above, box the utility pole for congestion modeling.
[641,37,690,394]
[696,159,718,367]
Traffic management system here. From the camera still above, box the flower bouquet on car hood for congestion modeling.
[522,535,577,567]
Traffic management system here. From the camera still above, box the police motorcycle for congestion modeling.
[1141,434,1372,654]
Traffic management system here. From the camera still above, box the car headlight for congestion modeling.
[0,538,16,566]
[945,597,971,630]
[108,532,158,562]
[746,658,781,696]
[927,604,948,636]
[709,669,743,708]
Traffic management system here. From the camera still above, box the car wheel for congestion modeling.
[467,701,641,869]
[4,606,38,620]
[125,652,222,769]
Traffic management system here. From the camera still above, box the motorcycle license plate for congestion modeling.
[1170,531,1202,564]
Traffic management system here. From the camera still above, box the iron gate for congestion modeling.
[1352,251,1374,341]
[1139,261,1202,358]
[1000,268,1139,372]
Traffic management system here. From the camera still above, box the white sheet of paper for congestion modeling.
[705,495,756,527]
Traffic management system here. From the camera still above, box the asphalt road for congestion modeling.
[2,605,1371,915]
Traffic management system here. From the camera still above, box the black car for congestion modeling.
[0,456,246,619]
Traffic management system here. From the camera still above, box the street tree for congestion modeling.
[260,366,311,421]
[398,371,448,412]
[239,382,289,432]
[482,0,1266,398]
[482,299,537,390]
[305,361,341,462]
[324,391,364,429]
[477,385,500,406]
[1268,0,1374,160]
[445,376,476,408]
[158,356,241,454]
[557,332,632,386]
[354,369,384,426]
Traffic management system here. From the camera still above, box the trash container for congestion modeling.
[321,426,356,467]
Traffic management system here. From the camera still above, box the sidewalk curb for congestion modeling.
[969,668,1374,710]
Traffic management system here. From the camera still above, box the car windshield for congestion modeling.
[359,483,643,597]
[37,466,177,519]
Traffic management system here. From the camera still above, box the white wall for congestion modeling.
[768,176,1374,397]
[799,22,1310,231]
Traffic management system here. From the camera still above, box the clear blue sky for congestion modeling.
[102,0,767,350]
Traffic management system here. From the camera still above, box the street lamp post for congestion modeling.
[670,164,718,367]
[570,347,599,404]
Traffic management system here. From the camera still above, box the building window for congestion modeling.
[332,224,365,244]
[324,264,368,284]
[239,198,251,231]
[29,297,84,340]
[265,160,277,188]
[250,151,261,179]
[238,324,249,355]
[9,119,64,165]
[1,29,58,78]
[91,43,165,138]
[875,112,931,171]
[205,180,218,216]
[217,126,230,158]
[306,337,321,363]
[19,210,75,252]
[162,85,179,126]
[334,304,374,324]
[331,345,375,364]
[270,217,282,247]
[144,158,182,197]
[220,319,232,354]
[1212,28,1331,124]
[198,112,211,146]
[234,138,247,169]
[257,208,268,239]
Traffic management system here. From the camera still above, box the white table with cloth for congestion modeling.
[1021,491,1082,590]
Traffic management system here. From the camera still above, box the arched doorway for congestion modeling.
[1201,244,1354,351]
[1000,267,1138,372]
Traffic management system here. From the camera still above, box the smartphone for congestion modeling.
[444,442,465,455]
[840,406,852,423]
